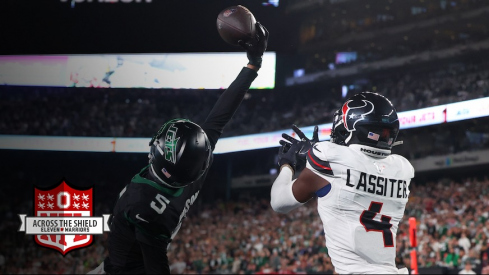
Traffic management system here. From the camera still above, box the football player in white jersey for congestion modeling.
[270,92,414,274]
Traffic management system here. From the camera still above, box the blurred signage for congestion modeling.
[411,149,489,172]
[335,52,357,65]
[214,124,332,153]
[445,97,489,122]
[262,0,279,7]
[1,97,489,154]
[0,136,148,153]
[60,0,152,3]
[398,105,447,129]
[0,53,276,89]
[232,174,276,188]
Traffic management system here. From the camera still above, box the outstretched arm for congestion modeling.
[201,22,269,150]
[201,65,258,150]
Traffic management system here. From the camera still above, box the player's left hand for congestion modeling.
[238,22,269,68]
[292,124,319,161]
[278,125,319,173]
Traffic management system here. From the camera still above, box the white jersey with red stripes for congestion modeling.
[305,141,415,274]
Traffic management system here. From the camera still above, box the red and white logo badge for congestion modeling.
[34,181,93,255]
[19,179,111,256]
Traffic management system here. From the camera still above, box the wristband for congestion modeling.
[280,164,294,174]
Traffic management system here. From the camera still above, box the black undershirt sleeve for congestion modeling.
[201,67,258,150]
[139,240,170,274]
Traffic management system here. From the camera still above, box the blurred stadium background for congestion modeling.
[1,0,489,274]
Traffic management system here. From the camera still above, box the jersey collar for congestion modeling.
[349,144,391,158]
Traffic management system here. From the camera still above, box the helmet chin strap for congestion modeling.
[392,140,403,146]
[344,131,353,144]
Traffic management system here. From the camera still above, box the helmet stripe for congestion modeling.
[342,101,350,129]
[154,141,165,156]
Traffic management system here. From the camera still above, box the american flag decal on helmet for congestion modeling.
[368,132,380,141]
[162,168,172,178]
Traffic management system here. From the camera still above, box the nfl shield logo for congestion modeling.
[223,8,236,17]
[34,180,93,255]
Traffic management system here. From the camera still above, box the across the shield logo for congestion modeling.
[34,180,93,255]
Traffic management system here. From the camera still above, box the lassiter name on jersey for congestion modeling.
[345,169,408,199]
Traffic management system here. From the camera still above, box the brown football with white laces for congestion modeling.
[216,5,256,46]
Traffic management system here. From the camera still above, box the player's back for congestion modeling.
[306,141,414,274]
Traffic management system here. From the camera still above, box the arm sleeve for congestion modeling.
[201,67,258,150]
[270,166,304,214]
[139,240,170,274]
[133,220,171,273]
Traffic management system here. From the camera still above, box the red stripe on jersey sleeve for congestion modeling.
[307,149,334,176]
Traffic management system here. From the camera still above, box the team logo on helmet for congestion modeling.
[164,124,180,164]
[342,100,375,132]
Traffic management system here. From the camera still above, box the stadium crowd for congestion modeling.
[1,59,488,142]
[298,0,489,72]
[1,175,489,274]
[296,0,487,45]
[393,116,489,160]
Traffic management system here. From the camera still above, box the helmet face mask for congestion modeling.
[330,109,348,146]
[148,119,211,188]
[330,92,400,151]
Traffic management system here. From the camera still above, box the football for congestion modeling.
[216,5,257,46]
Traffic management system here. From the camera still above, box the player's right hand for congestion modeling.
[238,22,269,68]
[278,125,319,173]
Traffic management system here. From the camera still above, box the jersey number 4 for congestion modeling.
[360,201,394,247]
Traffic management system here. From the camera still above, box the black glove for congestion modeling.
[278,125,319,173]
[293,124,319,165]
[238,22,269,68]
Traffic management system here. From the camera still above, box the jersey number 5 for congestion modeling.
[360,201,394,247]
[151,194,170,214]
